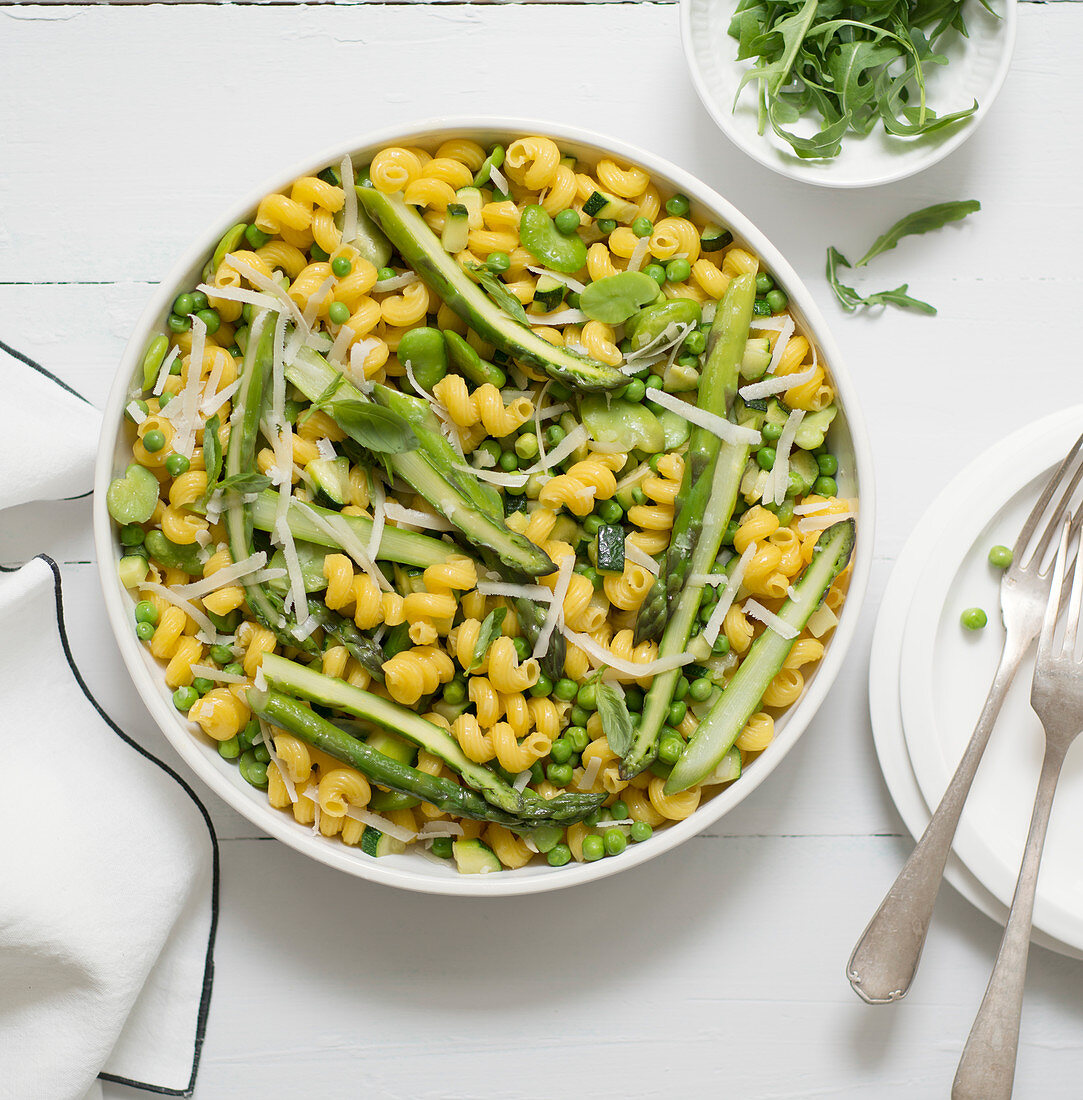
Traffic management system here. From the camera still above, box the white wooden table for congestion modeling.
[4,1,1083,1096]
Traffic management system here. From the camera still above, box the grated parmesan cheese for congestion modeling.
[645,387,762,448]
[798,511,856,534]
[624,542,659,575]
[577,756,602,791]
[626,235,651,273]
[344,805,417,842]
[529,308,589,327]
[526,267,585,293]
[763,408,804,507]
[476,581,553,601]
[138,581,225,645]
[743,598,799,640]
[383,501,454,531]
[564,628,700,679]
[533,554,574,660]
[153,347,179,397]
[738,366,818,403]
[340,155,358,247]
[125,400,147,425]
[189,663,247,684]
[702,541,757,647]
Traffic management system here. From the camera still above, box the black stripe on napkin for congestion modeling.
[0,556,219,1098]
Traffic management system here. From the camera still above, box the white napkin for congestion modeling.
[0,347,218,1100]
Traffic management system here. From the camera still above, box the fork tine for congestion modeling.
[1063,526,1083,657]
[1038,517,1072,660]
[1015,429,1083,565]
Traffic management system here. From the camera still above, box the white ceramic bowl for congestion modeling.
[94,117,875,895]
[681,0,1017,188]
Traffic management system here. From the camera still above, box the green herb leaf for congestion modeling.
[595,680,636,758]
[201,414,223,504]
[825,247,936,315]
[465,262,530,326]
[303,369,345,426]
[469,607,508,672]
[214,472,273,497]
[855,199,981,266]
[321,400,419,455]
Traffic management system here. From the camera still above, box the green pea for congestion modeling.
[666,258,692,284]
[245,224,271,249]
[545,424,566,449]
[191,291,210,313]
[989,545,1013,569]
[689,677,713,702]
[239,718,260,751]
[328,301,350,325]
[499,451,519,472]
[623,686,644,711]
[217,736,241,761]
[223,662,244,678]
[596,218,617,234]
[766,288,788,314]
[583,515,604,537]
[512,637,530,662]
[756,446,776,471]
[530,761,546,785]
[331,255,352,277]
[813,476,838,497]
[555,678,578,702]
[157,392,174,411]
[585,809,602,828]
[165,452,190,477]
[239,750,268,789]
[135,621,155,642]
[816,453,838,477]
[226,345,241,359]
[580,565,602,589]
[486,251,511,274]
[431,836,454,859]
[582,835,606,862]
[665,194,691,217]
[167,313,191,334]
[554,209,581,236]
[610,800,629,820]
[658,734,684,765]
[209,643,233,665]
[722,519,739,546]
[310,243,330,262]
[515,433,539,461]
[134,600,159,625]
[126,398,150,424]
[547,843,572,867]
[712,634,731,655]
[576,683,598,711]
[674,676,690,701]
[119,523,145,547]
[173,292,195,317]
[630,821,653,843]
[475,439,502,467]
[668,700,688,726]
[604,828,627,856]
[142,429,166,454]
[643,263,667,288]
[961,607,988,631]
[192,677,214,696]
[550,739,573,765]
[698,603,714,624]
[173,685,198,712]
[169,357,183,376]
[529,672,554,698]
[566,727,589,753]
[437,676,464,706]
[241,303,255,324]
[194,308,220,335]
[620,378,646,404]
[570,705,591,727]
[762,422,783,444]
[755,273,775,295]
[598,499,623,525]
[683,330,707,356]
[378,267,396,282]
[253,743,271,764]
[776,501,795,527]
[547,762,573,786]
[631,216,653,238]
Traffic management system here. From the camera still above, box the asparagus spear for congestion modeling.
[635,274,756,644]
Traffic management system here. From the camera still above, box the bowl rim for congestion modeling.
[93,115,876,896]
[679,0,1018,189]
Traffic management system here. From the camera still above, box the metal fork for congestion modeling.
[953,517,1083,1099]
[847,431,1083,1004]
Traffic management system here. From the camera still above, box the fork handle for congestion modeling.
[951,741,1068,1100]
[847,639,1026,1004]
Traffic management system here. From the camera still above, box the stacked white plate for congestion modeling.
[871,407,1083,959]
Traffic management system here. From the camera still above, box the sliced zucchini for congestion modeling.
[740,336,773,381]
[764,399,790,428]
[367,728,417,766]
[452,838,501,874]
[304,456,350,507]
[533,273,566,313]
[454,186,484,229]
[700,224,733,252]
[666,519,856,792]
[596,525,626,575]
[582,190,638,224]
[361,826,407,858]
[787,450,819,496]
[357,188,623,391]
[795,405,837,451]
[707,746,742,785]
[343,196,393,269]
[442,203,470,254]
[267,540,328,594]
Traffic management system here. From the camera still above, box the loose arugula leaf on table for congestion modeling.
[469,607,507,672]
[464,262,530,326]
[825,247,937,315]
[855,200,982,266]
[595,679,636,758]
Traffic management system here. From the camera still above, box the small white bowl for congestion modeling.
[681,0,1017,188]
[94,117,875,895]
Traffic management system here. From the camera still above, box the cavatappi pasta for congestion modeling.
[109,134,854,875]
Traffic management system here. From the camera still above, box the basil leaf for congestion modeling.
[595,680,636,758]
[214,472,272,496]
[465,262,530,326]
[322,399,419,455]
[825,247,936,315]
[201,413,222,503]
[469,607,507,672]
[304,369,345,423]
[855,200,980,266]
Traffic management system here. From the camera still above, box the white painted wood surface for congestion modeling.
[3,2,1083,1096]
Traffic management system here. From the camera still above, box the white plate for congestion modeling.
[869,412,1081,959]
[897,407,1083,953]
[681,0,1017,188]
